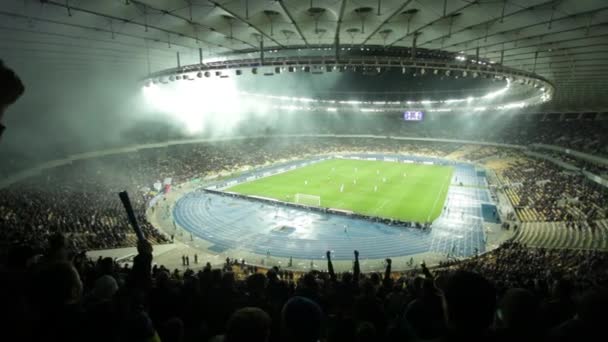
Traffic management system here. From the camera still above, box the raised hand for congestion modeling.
[137,239,153,255]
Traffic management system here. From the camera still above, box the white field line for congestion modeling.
[372,199,390,215]
[428,174,452,222]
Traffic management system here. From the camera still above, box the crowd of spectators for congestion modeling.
[3,235,607,342]
[0,163,169,252]
[263,113,608,157]
[1,137,606,253]
[457,146,503,162]
[536,150,608,179]
[495,157,607,222]
[4,59,608,342]
[0,138,457,251]
[2,113,607,179]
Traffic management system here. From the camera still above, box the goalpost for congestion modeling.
[294,193,321,207]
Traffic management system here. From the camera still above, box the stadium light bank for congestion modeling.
[141,45,553,113]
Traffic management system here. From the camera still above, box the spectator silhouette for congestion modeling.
[223,307,271,342]
[438,270,497,341]
[281,296,323,342]
[495,288,540,342]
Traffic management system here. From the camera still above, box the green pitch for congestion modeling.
[227,159,453,222]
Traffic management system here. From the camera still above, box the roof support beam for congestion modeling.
[388,1,477,46]
[41,0,238,50]
[277,0,309,46]
[128,0,255,47]
[334,0,347,45]
[479,34,608,58]
[418,0,556,47]
[360,0,414,45]
[503,49,608,64]
[129,0,254,48]
[334,0,347,61]
[441,7,608,50]
[208,1,283,47]
[454,23,608,58]
[1,8,207,51]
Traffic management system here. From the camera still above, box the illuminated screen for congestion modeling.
[403,111,424,121]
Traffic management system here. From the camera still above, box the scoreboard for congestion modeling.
[403,111,424,121]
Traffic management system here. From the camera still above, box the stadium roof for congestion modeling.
[1,0,607,110]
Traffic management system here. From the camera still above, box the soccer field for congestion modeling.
[227,159,453,222]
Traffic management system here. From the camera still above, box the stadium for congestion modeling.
[0,1,607,341]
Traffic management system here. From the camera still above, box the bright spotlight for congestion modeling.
[142,71,243,135]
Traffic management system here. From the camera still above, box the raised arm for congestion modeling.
[384,258,392,283]
[326,251,336,282]
[353,250,360,283]
[127,239,153,292]
[421,260,433,280]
